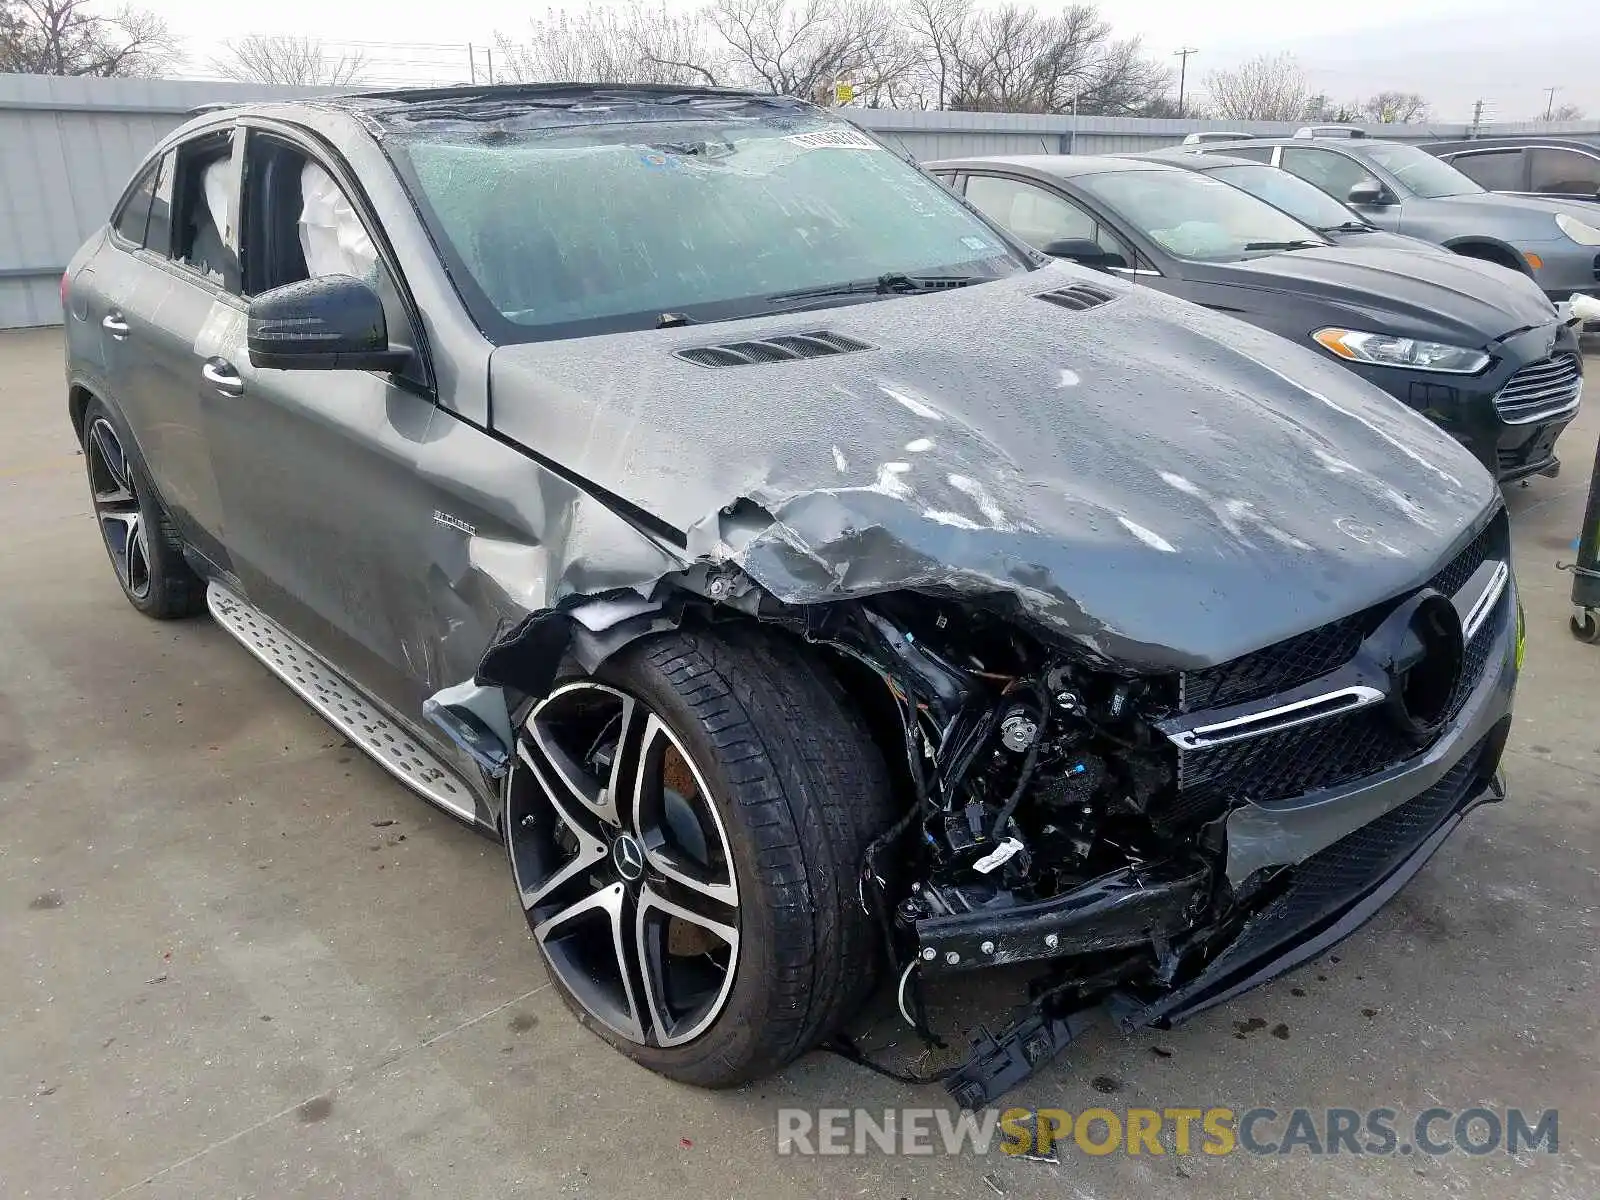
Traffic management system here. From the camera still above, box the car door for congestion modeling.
[199,124,466,738]
[1280,147,1403,232]
[88,134,234,570]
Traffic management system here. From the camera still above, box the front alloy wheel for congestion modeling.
[504,629,894,1087]
[510,681,741,1047]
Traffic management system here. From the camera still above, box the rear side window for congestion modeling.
[1213,145,1275,163]
[1530,148,1600,197]
[112,159,160,244]
[1449,149,1525,192]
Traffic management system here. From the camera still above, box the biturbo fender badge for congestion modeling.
[1364,589,1464,743]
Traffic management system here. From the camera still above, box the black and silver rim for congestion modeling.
[85,417,150,600]
[508,681,740,1047]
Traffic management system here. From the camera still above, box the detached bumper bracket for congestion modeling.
[943,1007,1097,1110]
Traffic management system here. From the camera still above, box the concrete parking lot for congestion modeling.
[2,325,1597,1199]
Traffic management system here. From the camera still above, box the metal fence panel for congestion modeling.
[0,74,330,328]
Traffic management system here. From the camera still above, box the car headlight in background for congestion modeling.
[1555,213,1600,246]
[1312,328,1490,374]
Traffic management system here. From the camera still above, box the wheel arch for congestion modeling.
[1442,237,1532,274]
[68,381,97,443]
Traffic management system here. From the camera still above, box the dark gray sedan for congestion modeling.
[930,153,1583,482]
[62,85,1522,1105]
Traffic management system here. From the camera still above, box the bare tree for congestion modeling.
[1303,93,1363,124]
[1541,102,1585,122]
[1360,90,1428,123]
[495,3,721,86]
[939,2,1167,115]
[901,0,968,109]
[212,35,366,86]
[0,0,174,76]
[1203,52,1311,122]
[706,0,910,103]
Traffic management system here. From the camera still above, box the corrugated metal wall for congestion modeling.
[0,74,330,328]
[4,72,1599,328]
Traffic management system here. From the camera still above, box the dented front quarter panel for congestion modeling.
[488,265,1500,672]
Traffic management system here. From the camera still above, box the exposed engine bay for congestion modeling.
[461,518,1513,1107]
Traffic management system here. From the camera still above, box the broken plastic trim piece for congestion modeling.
[422,679,515,777]
[944,1007,1098,1110]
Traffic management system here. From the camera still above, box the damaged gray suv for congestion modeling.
[63,85,1522,1105]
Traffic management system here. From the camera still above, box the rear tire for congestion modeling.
[80,396,205,619]
[505,625,895,1087]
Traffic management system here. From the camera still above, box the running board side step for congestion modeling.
[206,583,480,822]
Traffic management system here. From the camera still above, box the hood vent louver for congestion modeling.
[676,331,874,368]
[1036,283,1117,312]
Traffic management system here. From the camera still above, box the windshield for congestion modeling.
[387,111,1025,340]
[1073,169,1329,261]
[1364,143,1484,199]
[1203,164,1364,231]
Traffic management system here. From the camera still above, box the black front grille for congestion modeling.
[1178,708,1415,811]
[1168,512,1508,823]
[1180,512,1505,714]
[1492,354,1581,424]
[1172,591,1505,822]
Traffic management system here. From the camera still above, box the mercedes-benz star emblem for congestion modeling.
[1381,590,1465,742]
[612,834,646,882]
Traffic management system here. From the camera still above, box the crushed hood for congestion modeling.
[488,265,1498,670]
[1187,246,1557,344]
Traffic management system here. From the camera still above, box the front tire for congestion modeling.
[80,397,204,618]
[505,626,894,1087]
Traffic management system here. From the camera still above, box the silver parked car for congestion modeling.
[62,85,1522,1106]
[1197,131,1600,306]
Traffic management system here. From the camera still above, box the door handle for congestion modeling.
[201,358,244,397]
[102,311,129,339]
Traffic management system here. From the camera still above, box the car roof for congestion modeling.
[925,154,1179,179]
[1197,135,1407,153]
[222,83,807,130]
[1124,150,1265,170]
[1426,135,1600,153]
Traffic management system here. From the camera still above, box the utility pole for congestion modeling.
[1173,47,1199,119]
[1471,98,1485,138]
[1544,86,1559,120]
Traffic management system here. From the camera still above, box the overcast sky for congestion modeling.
[154,0,1598,124]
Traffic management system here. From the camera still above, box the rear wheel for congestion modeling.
[505,627,894,1086]
[80,397,204,618]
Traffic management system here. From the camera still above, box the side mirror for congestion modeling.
[1041,238,1128,271]
[247,274,407,372]
[1346,181,1391,207]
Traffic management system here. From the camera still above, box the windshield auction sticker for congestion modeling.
[785,128,877,151]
